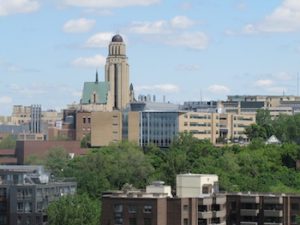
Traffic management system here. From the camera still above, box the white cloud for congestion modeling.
[9,83,47,97]
[276,72,293,81]
[170,16,194,29]
[207,85,230,94]
[0,0,39,16]
[136,84,180,93]
[255,79,273,87]
[243,0,300,33]
[129,20,169,34]
[128,17,207,50]
[266,87,287,94]
[72,54,106,67]
[0,96,12,104]
[63,18,96,33]
[129,16,196,34]
[85,32,114,48]
[63,0,160,8]
[176,64,200,71]
[166,32,209,50]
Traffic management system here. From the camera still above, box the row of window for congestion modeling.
[114,204,152,213]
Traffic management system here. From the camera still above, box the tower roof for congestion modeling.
[112,34,123,42]
[81,82,109,104]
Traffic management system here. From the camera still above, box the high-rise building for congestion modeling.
[105,34,131,110]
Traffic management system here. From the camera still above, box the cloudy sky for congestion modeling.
[0,0,300,115]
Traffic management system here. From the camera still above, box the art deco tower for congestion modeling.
[105,34,130,110]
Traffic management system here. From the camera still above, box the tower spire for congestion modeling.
[95,70,99,83]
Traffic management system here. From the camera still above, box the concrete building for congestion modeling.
[90,101,255,147]
[0,165,76,225]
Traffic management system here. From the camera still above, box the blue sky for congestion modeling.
[0,0,300,115]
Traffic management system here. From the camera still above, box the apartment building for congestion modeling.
[0,165,76,225]
[102,173,300,225]
[102,174,226,225]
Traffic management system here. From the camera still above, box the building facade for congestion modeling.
[0,165,76,225]
[102,174,300,225]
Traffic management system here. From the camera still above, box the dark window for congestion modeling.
[129,218,137,225]
[292,203,299,210]
[144,218,152,225]
[83,118,86,124]
[184,218,189,225]
[88,118,91,123]
[128,205,137,213]
[183,205,189,211]
[144,205,152,213]
[114,204,123,212]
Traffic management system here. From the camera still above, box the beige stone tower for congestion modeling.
[105,34,130,110]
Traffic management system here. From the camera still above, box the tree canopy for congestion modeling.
[48,194,100,225]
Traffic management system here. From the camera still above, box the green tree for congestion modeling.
[80,133,91,148]
[48,194,100,225]
[45,147,70,177]
[65,142,154,199]
[0,135,16,149]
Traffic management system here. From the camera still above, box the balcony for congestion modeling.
[264,223,283,225]
[198,211,213,219]
[241,196,259,203]
[211,222,226,225]
[264,197,283,204]
[215,196,226,205]
[212,210,226,218]
[198,198,213,205]
[264,210,283,217]
[240,209,259,216]
[240,222,258,225]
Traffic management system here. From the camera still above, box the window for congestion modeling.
[129,218,137,225]
[184,218,189,225]
[17,202,24,212]
[128,205,137,213]
[83,118,86,124]
[88,118,91,123]
[114,204,123,212]
[292,203,299,210]
[143,205,152,213]
[144,218,152,225]
[183,205,189,211]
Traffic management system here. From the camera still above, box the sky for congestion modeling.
[0,0,300,115]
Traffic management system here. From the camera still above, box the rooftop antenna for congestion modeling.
[200,89,203,102]
[297,72,299,96]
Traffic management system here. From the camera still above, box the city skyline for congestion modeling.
[1,0,300,115]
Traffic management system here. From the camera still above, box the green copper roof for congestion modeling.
[81,81,109,104]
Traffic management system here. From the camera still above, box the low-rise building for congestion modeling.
[102,173,300,225]
[0,165,76,225]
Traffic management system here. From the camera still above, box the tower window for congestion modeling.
[93,93,96,103]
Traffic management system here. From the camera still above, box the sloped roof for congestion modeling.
[266,135,281,145]
[81,82,109,104]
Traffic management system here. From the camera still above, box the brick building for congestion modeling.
[102,174,300,225]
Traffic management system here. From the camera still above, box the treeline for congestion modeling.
[44,133,300,196]
[246,109,300,143]
[44,133,300,224]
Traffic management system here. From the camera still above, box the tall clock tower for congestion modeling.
[105,34,130,110]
